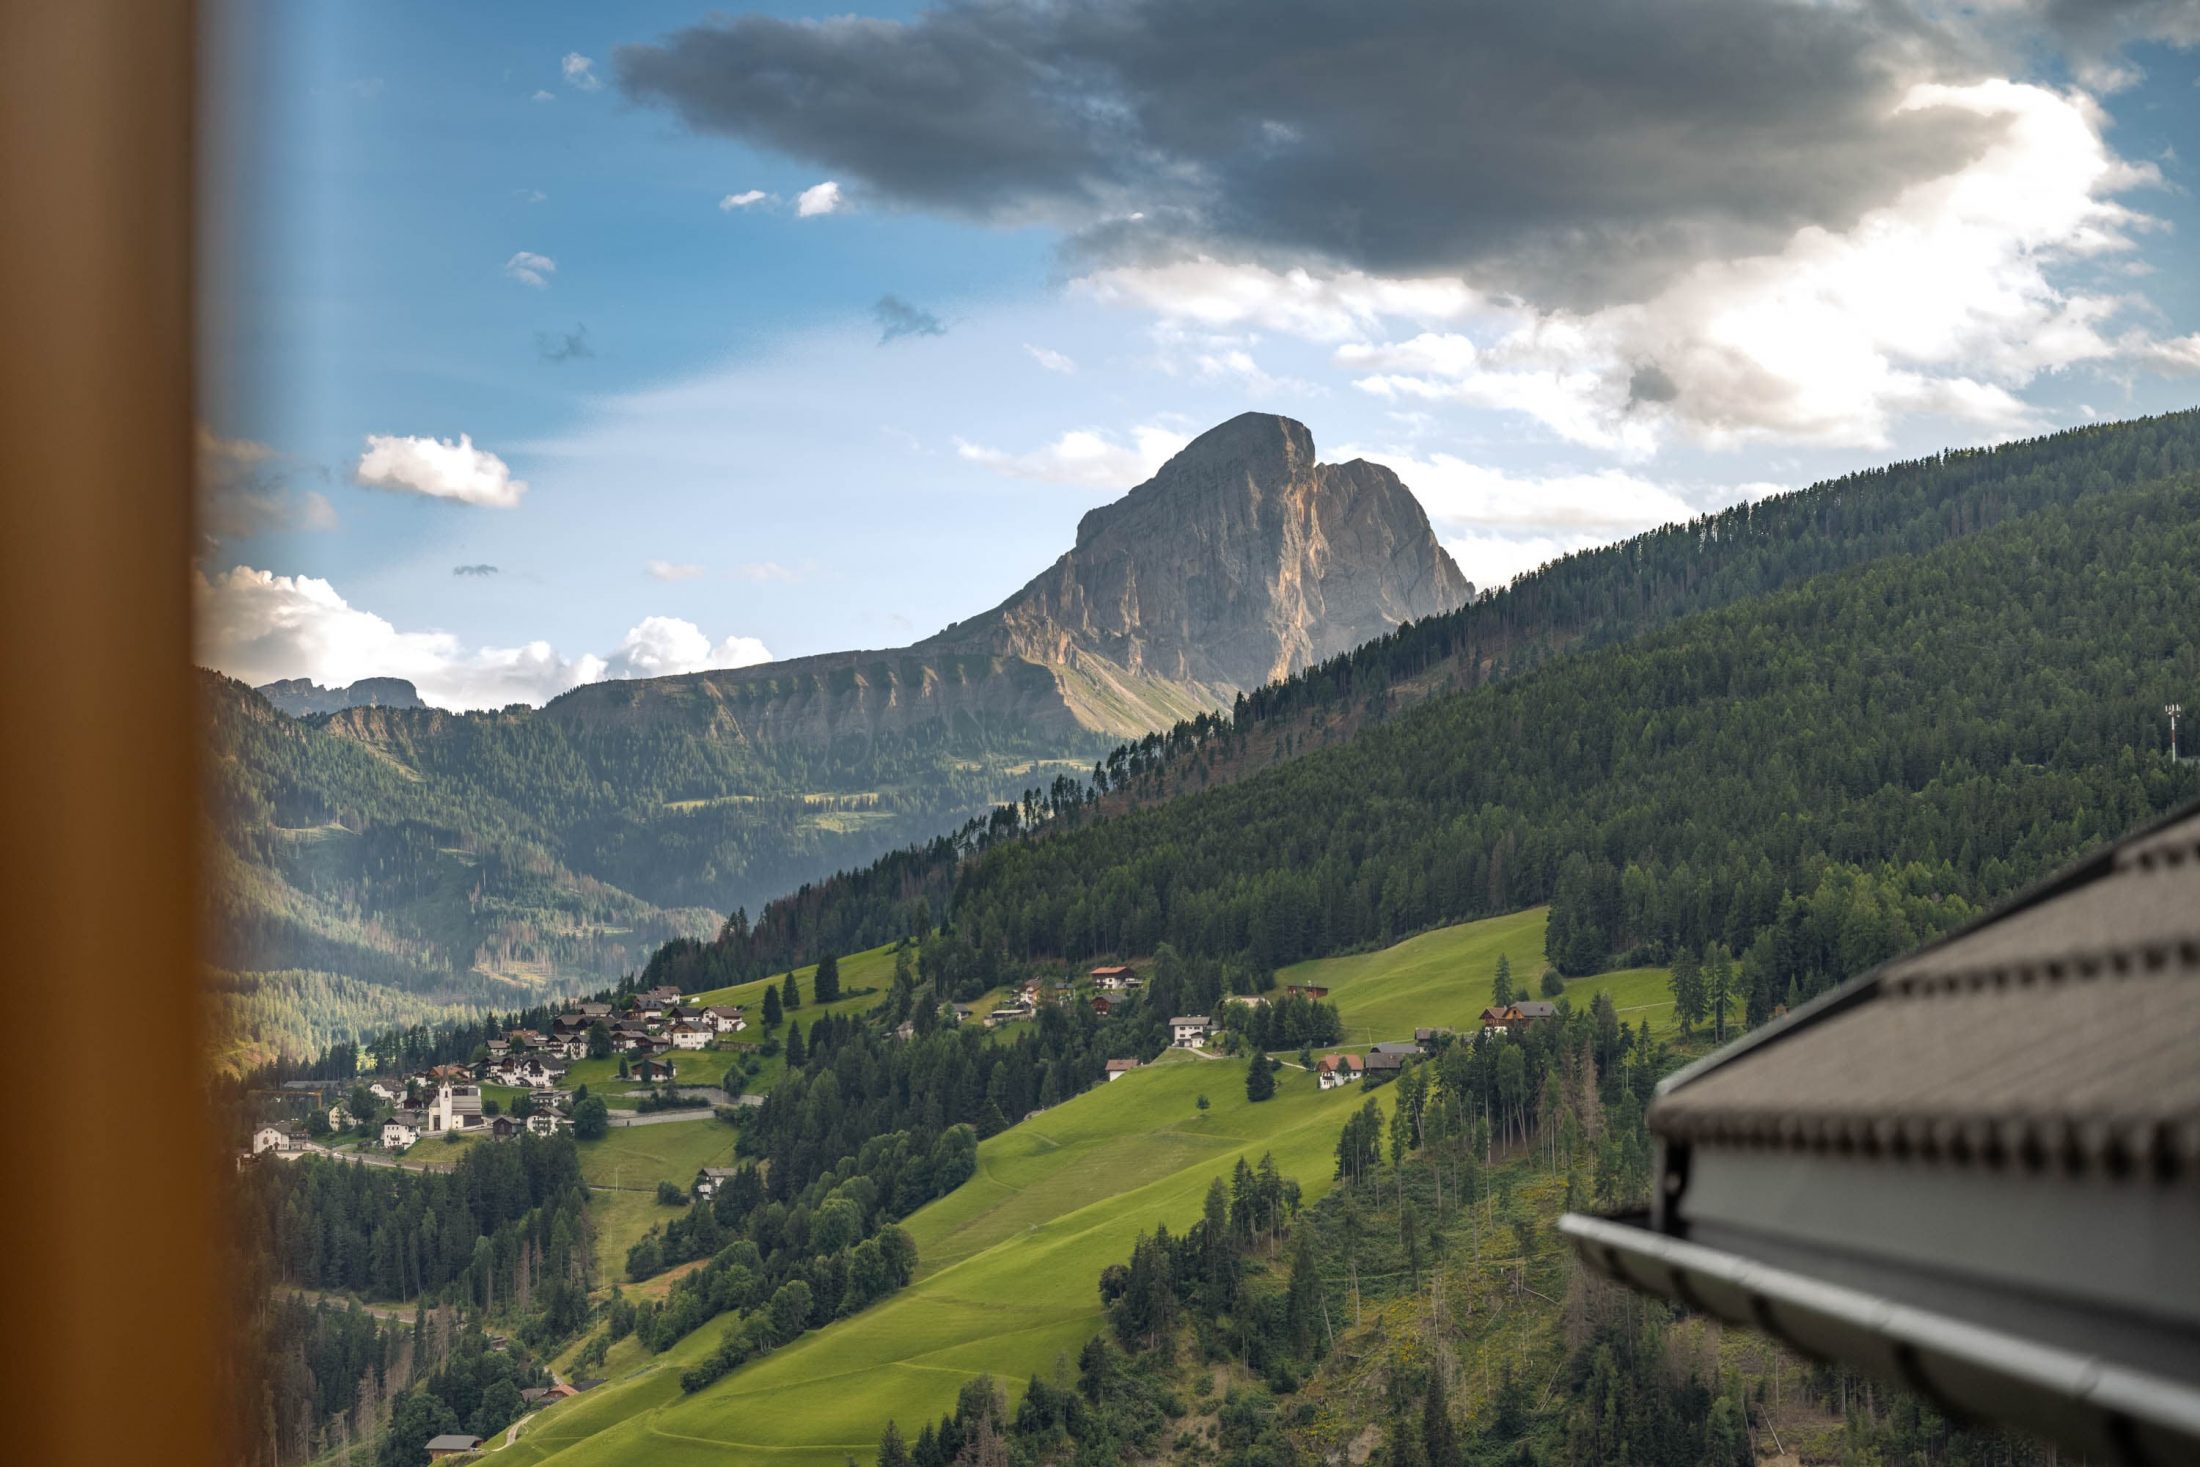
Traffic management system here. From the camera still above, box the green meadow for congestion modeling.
[497,910,1676,1462]
[501,1054,1386,1466]
[1277,907,1677,1043]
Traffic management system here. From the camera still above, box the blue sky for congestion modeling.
[198,0,2200,709]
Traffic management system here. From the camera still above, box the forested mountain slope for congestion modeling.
[698,464,2200,1013]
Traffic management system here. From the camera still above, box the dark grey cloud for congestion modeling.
[617,0,2013,305]
[536,324,593,362]
[873,294,948,343]
[452,563,500,577]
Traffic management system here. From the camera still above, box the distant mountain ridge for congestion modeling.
[256,676,425,717]
[533,412,1469,741]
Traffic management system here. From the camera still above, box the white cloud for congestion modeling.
[955,424,1190,490]
[719,190,769,211]
[1024,343,1077,374]
[1344,447,1780,589]
[734,561,802,583]
[561,53,602,92]
[354,433,529,508]
[646,559,704,581]
[1077,258,1479,342]
[503,251,556,288]
[531,90,556,104]
[196,566,772,712]
[517,189,547,205]
[599,616,771,681]
[796,180,843,217]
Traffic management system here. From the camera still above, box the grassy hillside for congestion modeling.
[506,1057,1388,1466]
[1278,908,1677,1044]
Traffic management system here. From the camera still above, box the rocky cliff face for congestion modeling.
[925,412,1471,731]
[257,676,426,717]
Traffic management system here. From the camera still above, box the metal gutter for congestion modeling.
[1559,1211,2200,1467]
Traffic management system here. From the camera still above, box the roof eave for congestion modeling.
[1558,1211,2200,1466]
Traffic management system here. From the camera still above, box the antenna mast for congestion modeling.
[2170,703,2184,763]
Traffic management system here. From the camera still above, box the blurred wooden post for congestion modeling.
[0,3,219,1465]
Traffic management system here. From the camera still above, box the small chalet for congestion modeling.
[525,1111,568,1137]
[703,1005,747,1033]
[327,1102,353,1130]
[1090,995,1114,1017]
[643,984,682,1006]
[381,1113,422,1149]
[489,1116,521,1141]
[1284,984,1330,1000]
[695,1166,739,1200]
[632,1058,678,1084]
[1103,1058,1142,1081]
[948,1004,974,1026]
[1479,1001,1558,1033]
[1170,1016,1211,1048]
[669,1021,712,1051]
[1316,1053,1364,1090]
[1090,964,1133,990]
[423,1434,482,1460]
[1414,1027,1453,1052]
[484,1038,509,1058]
[367,1080,403,1104]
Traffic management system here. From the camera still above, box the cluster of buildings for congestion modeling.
[546,987,746,1058]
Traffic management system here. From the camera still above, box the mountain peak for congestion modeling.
[946,412,1471,728]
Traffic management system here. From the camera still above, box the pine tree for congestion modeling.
[1705,942,1737,1042]
[1245,1052,1276,1102]
[814,952,842,1004]
[1422,1372,1459,1467]
[1492,953,1514,1008]
[875,1420,913,1467]
[782,969,803,1011]
[762,985,783,1029]
[1670,947,1706,1036]
[784,1021,807,1069]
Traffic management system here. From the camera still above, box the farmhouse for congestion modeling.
[367,1080,402,1103]
[489,1116,521,1142]
[1090,964,1132,989]
[1478,1001,1557,1032]
[1414,1027,1453,1052]
[1090,995,1114,1017]
[1170,1016,1211,1048]
[1284,984,1330,1000]
[525,1111,568,1137]
[1103,1058,1141,1080]
[669,1021,712,1050]
[703,1005,747,1033]
[1315,1053,1364,1090]
[643,984,682,1006]
[631,1058,678,1084]
[1364,1046,1417,1079]
[381,1113,422,1149]
[695,1166,739,1200]
[423,1434,482,1460]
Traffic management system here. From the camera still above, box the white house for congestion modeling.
[694,1166,739,1200]
[1316,1053,1365,1090]
[1170,1016,1211,1048]
[525,1112,568,1137]
[327,1102,354,1130]
[367,1080,402,1104]
[669,1022,712,1051]
[250,1125,291,1156]
[1104,1058,1142,1082]
[381,1115,421,1149]
[703,1006,746,1034]
[1090,965,1134,990]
